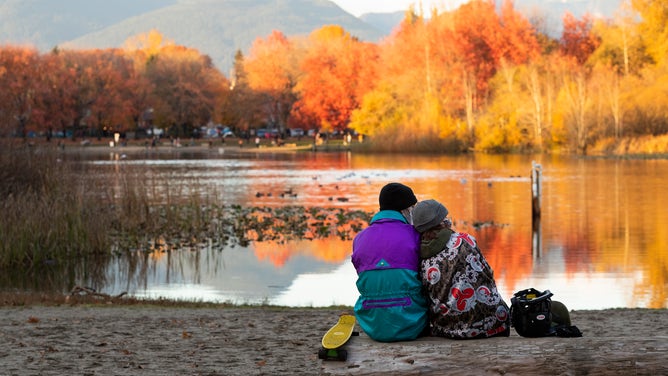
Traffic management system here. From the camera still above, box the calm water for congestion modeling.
[73,149,668,309]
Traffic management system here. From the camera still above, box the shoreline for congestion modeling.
[7,137,668,159]
[16,138,352,156]
[1,305,666,375]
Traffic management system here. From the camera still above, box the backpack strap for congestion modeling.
[513,288,553,303]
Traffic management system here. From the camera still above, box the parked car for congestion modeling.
[289,128,304,137]
[255,128,280,138]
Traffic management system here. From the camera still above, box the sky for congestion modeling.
[332,0,469,17]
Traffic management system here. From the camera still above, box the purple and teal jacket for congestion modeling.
[351,210,428,342]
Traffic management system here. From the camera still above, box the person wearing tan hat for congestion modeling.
[351,183,428,342]
[412,199,510,339]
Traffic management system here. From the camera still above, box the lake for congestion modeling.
[60,148,668,309]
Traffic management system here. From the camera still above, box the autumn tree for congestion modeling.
[0,46,41,138]
[631,0,668,67]
[41,50,136,139]
[587,5,644,141]
[351,7,469,152]
[590,3,649,77]
[143,44,230,137]
[222,49,268,136]
[293,25,379,133]
[124,29,174,60]
[36,48,79,137]
[52,51,98,137]
[124,30,231,137]
[447,0,538,134]
[442,0,539,140]
[560,12,600,66]
[244,30,301,134]
[85,50,141,136]
[518,55,562,149]
[123,29,178,132]
[554,58,595,153]
[622,0,668,136]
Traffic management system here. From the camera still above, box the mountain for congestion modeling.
[359,11,405,36]
[0,0,174,50]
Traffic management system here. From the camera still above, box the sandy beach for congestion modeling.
[0,305,666,375]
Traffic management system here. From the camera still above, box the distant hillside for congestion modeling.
[0,0,174,50]
[63,0,385,74]
[359,11,405,36]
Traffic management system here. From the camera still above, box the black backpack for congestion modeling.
[510,288,583,338]
[510,288,554,337]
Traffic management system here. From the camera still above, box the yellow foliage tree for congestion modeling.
[476,60,537,152]
[124,29,174,58]
[631,0,668,67]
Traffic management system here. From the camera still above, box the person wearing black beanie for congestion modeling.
[351,183,428,342]
[378,182,418,212]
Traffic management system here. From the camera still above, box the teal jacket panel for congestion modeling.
[354,268,428,342]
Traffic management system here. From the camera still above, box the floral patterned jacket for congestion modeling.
[419,227,510,339]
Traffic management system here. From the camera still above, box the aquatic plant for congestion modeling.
[109,204,373,254]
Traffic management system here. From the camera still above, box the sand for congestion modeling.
[0,306,666,375]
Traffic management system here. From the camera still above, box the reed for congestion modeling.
[0,145,111,269]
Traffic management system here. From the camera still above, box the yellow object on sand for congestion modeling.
[322,315,356,349]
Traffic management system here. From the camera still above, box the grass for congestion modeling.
[0,145,111,268]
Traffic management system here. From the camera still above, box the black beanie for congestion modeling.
[379,183,417,211]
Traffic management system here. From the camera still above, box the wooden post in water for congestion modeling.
[531,161,542,258]
[531,161,542,222]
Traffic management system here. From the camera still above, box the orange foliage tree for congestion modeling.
[451,0,539,134]
[244,30,300,134]
[292,25,379,133]
[351,1,540,152]
[560,12,601,66]
[123,30,231,137]
[85,50,139,135]
[462,0,542,151]
[36,49,78,137]
[0,46,41,137]
[142,44,230,137]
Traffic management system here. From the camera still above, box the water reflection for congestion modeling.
[105,239,353,305]
[13,150,668,309]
